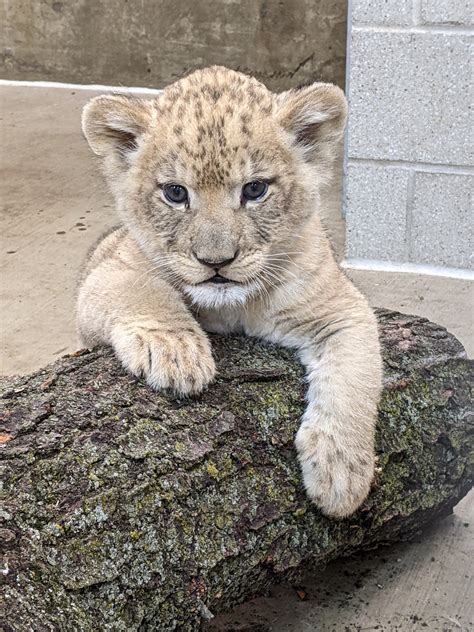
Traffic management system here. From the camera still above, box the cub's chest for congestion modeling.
[194,307,246,335]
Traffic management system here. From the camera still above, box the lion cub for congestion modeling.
[77,66,382,518]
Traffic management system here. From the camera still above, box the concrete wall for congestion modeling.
[344,0,473,274]
[0,0,346,91]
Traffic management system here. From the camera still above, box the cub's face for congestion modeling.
[83,67,346,308]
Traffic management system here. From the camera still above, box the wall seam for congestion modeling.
[341,258,474,280]
[405,170,416,262]
[412,0,422,26]
[341,0,353,220]
[352,25,473,35]
[0,79,164,94]
[347,158,474,175]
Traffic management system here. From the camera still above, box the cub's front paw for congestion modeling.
[111,322,216,395]
[295,423,374,518]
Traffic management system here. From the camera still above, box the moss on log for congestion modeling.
[1,310,472,631]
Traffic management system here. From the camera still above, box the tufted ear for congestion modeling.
[276,82,347,164]
[82,94,154,158]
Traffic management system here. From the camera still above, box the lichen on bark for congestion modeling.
[1,309,472,631]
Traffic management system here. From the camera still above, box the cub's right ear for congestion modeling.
[82,94,154,158]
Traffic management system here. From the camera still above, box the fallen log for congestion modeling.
[1,309,472,631]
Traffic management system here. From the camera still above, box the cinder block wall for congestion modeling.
[344,0,473,274]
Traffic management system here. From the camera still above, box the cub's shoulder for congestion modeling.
[78,225,129,284]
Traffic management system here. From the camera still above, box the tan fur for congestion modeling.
[77,66,382,518]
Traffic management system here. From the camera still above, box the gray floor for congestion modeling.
[209,494,473,632]
[1,85,472,631]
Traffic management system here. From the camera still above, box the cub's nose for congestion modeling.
[194,252,238,269]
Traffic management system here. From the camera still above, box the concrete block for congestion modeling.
[347,31,472,166]
[421,1,473,26]
[410,173,473,269]
[352,0,413,26]
[345,165,409,262]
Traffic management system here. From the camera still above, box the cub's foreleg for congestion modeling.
[270,295,382,517]
[77,257,215,396]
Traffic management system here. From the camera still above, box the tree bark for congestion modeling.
[1,309,472,631]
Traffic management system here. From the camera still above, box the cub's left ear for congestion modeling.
[276,83,347,163]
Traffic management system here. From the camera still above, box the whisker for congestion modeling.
[132,259,176,287]
[264,253,305,272]
[264,263,299,278]
[261,269,284,287]
[254,277,272,310]
[264,264,299,283]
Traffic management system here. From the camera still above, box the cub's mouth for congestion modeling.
[198,273,241,286]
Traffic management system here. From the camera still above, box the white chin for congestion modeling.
[183,281,259,309]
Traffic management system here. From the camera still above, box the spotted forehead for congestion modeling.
[153,68,277,186]
[159,67,273,117]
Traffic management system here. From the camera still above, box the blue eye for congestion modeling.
[163,184,188,204]
[242,181,268,202]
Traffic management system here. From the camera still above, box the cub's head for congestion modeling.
[82,66,346,308]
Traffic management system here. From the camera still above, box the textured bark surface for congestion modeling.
[1,310,472,631]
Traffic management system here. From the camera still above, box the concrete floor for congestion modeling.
[208,493,473,632]
[1,85,472,630]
